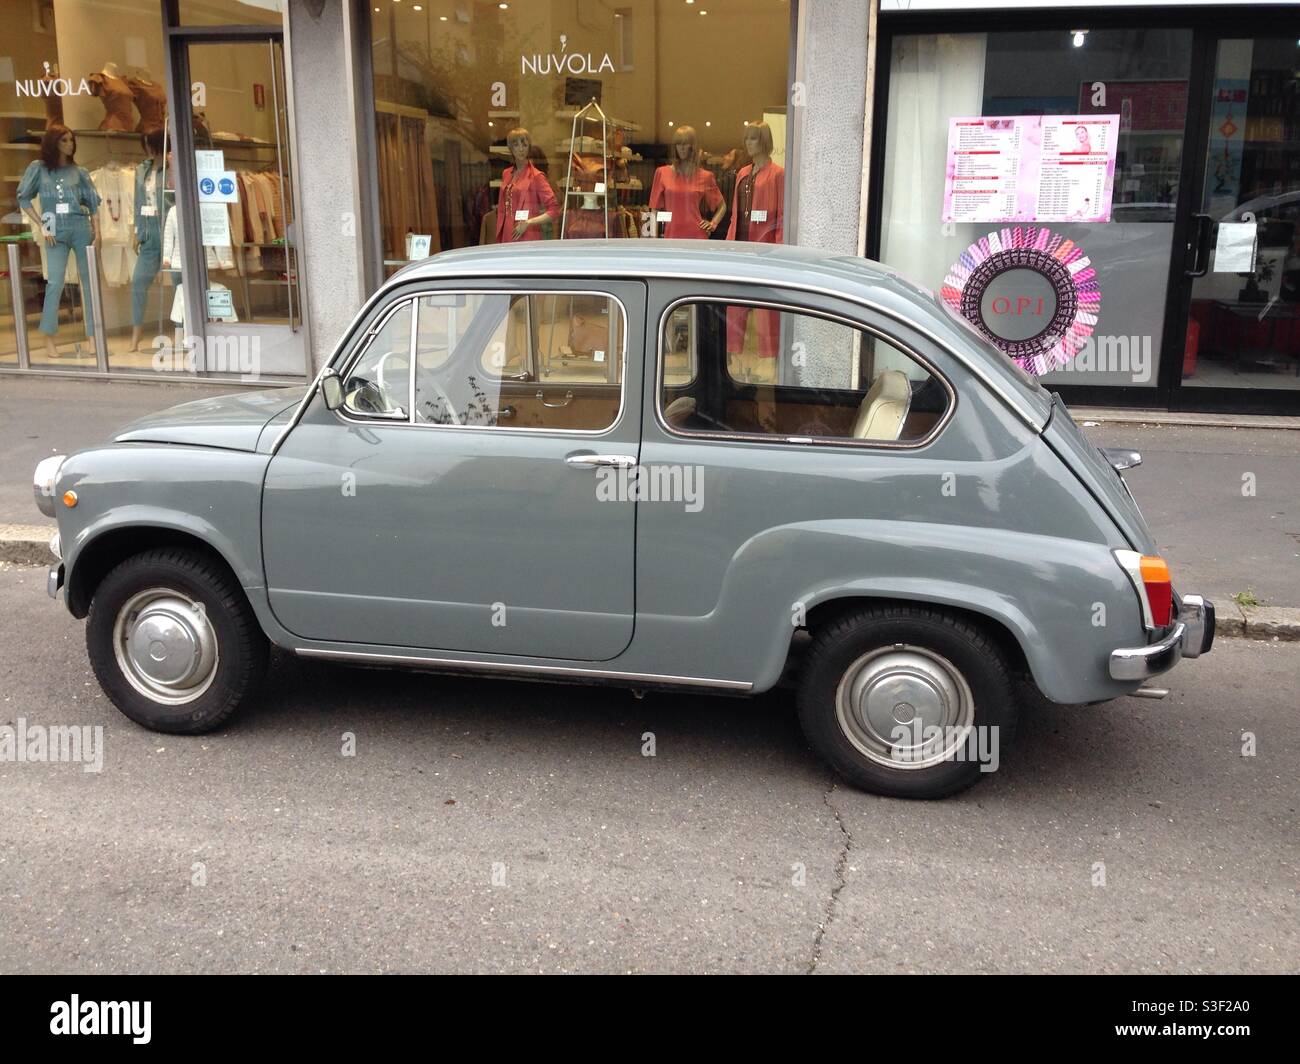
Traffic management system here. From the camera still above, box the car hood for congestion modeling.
[113,387,307,451]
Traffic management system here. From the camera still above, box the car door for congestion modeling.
[261,279,644,661]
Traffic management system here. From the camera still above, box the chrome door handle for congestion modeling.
[565,453,637,470]
[537,389,574,408]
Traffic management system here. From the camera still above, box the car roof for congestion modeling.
[381,240,1052,430]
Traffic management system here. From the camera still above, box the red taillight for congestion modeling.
[1140,556,1173,627]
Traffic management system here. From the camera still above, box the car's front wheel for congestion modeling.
[797,605,1018,799]
[87,547,268,734]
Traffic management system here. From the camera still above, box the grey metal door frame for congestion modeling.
[161,3,311,378]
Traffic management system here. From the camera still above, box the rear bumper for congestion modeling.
[1109,594,1215,681]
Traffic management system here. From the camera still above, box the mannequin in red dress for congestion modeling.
[495,128,559,244]
[726,121,785,381]
[648,126,726,239]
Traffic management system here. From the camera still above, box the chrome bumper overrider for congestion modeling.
[1109,594,1215,682]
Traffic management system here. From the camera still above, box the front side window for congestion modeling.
[341,300,412,418]
[659,301,950,445]
[413,291,625,432]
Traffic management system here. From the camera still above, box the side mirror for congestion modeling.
[320,369,344,411]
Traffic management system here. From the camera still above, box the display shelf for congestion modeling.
[554,108,640,133]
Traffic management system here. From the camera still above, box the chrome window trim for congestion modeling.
[274,266,1040,456]
[331,287,631,439]
[652,295,957,451]
[294,646,752,691]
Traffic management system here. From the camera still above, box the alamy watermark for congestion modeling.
[1054,334,1153,384]
[888,721,1000,773]
[0,717,103,773]
[595,463,704,513]
[152,334,261,380]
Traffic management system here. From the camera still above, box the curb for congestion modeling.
[0,524,57,567]
[1071,407,1300,432]
[2,525,1297,642]
[1208,592,1300,643]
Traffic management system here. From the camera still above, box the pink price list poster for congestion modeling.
[943,115,1119,224]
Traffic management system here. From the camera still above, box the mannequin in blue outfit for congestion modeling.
[129,129,168,351]
[17,123,102,360]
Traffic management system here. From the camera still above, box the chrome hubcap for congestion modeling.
[113,588,218,705]
[835,644,974,770]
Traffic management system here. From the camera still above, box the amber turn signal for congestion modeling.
[1139,555,1173,628]
[62,490,77,508]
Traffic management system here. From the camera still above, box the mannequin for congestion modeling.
[129,129,169,351]
[648,126,725,239]
[127,68,167,135]
[17,124,102,360]
[495,128,559,243]
[726,121,785,381]
[88,61,136,132]
[39,62,65,129]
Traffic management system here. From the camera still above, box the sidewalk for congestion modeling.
[2,375,1297,638]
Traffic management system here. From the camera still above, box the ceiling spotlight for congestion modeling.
[1072,29,1088,48]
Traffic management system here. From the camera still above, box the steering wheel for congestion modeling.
[415,369,461,426]
[345,377,391,415]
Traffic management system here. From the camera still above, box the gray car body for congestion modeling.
[52,241,1168,704]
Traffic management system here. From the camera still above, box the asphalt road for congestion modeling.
[1,562,1295,974]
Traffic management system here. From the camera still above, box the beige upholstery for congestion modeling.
[663,395,697,424]
[852,370,911,441]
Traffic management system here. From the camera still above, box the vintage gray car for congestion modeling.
[34,242,1214,798]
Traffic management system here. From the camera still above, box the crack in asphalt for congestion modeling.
[807,779,851,974]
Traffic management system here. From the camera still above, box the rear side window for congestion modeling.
[659,300,951,444]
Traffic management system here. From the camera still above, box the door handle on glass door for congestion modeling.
[1185,213,1214,277]
[565,453,637,470]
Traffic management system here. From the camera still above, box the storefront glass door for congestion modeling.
[1181,35,1300,398]
[173,35,303,379]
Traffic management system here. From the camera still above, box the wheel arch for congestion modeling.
[799,594,1031,680]
[66,525,246,619]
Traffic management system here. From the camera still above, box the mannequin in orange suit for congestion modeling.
[726,121,784,382]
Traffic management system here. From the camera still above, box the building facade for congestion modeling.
[1,0,1296,414]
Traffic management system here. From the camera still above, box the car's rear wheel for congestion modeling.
[87,547,267,734]
[797,605,1017,799]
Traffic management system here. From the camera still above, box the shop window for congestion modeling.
[659,300,951,446]
[413,290,624,432]
[368,0,791,277]
[0,0,188,372]
[880,28,1194,391]
[176,1,283,27]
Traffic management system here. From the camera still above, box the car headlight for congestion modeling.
[33,454,65,518]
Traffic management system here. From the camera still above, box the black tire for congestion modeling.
[86,547,268,734]
[797,605,1018,799]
